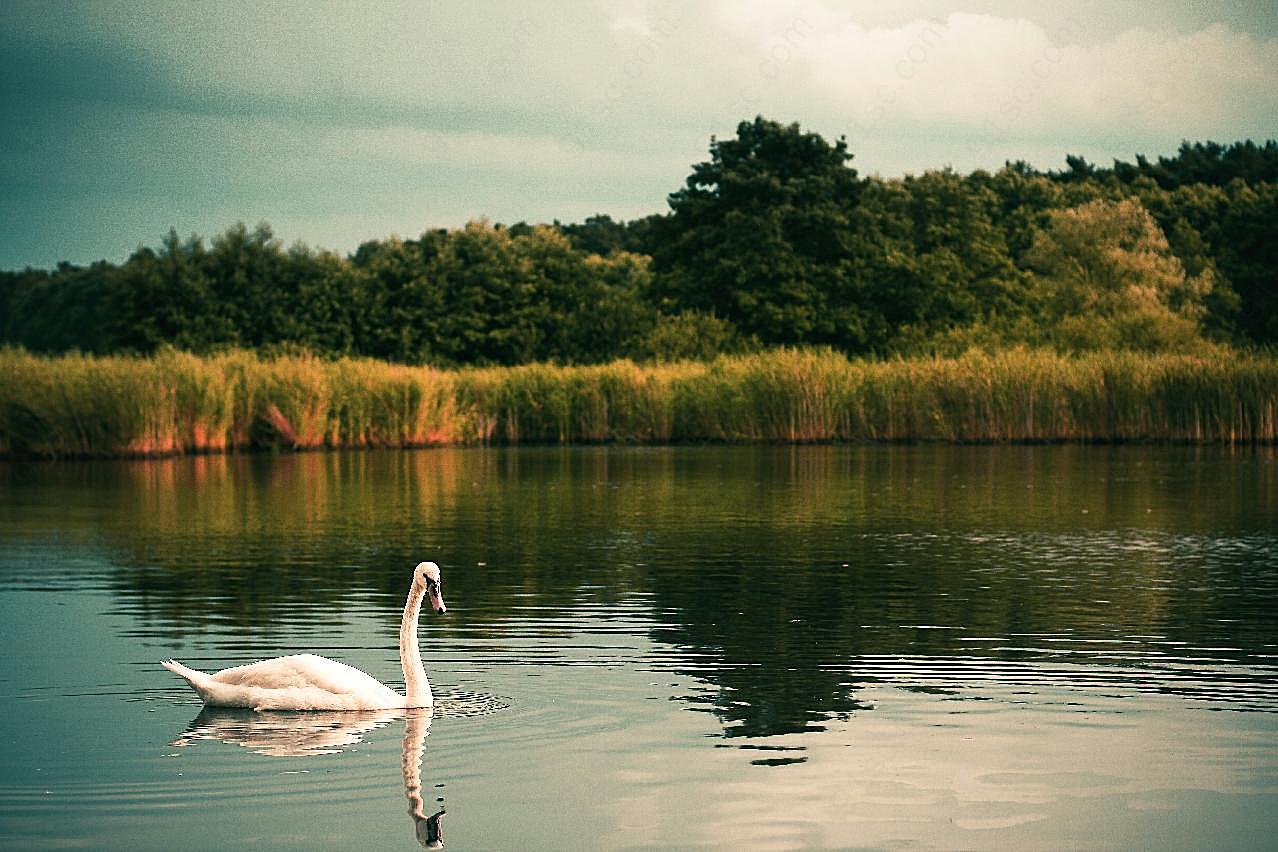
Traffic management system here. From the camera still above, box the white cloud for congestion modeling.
[4,1,1276,266]
[711,7,1278,150]
[64,2,1278,159]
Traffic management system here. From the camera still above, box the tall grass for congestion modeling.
[1,346,1274,457]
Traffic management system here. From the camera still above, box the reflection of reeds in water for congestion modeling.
[2,347,1275,456]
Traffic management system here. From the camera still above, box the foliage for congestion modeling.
[630,310,753,363]
[1,121,1275,362]
[651,117,870,348]
[1104,140,1278,189]
[860,170,1037,354]
[555,213,662,257]
[1022,198,1216,352]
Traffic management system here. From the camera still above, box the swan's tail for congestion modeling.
[162,659,214,698]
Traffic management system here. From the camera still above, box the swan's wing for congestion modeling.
[211,654,389,694]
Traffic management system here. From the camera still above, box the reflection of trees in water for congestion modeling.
[15,445,1276,734]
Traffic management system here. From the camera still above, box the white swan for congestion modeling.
[162,561,447,711]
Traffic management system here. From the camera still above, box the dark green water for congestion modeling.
[1,446,1275,850]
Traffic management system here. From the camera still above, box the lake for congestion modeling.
[1,445,1275,850]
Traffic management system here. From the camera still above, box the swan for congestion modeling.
[162,561,447,711]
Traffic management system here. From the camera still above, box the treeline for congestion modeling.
[2,121,1275,364]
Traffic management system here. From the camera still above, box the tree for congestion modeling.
[1212,181,1278,344]
[202,223,288,348]
[1023,198,1214,351]
[0,263,113,353]
[557,214,664,258]
[349,234,439,362]
[1108,140,1278,189]
[1055,154,1097,183]
[515,230,655,364]
[873,169,1030,351]
[1133,183,1241,342]
[629,310,750,362]
[1148,180,1278,345]
[276,244,360,356]
[105,231,238,353]
[348,222,657,366]
[651,117,868,348]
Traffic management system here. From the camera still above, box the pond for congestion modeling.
[1,445,1276,850]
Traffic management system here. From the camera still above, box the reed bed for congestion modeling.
[1,347,1274,457]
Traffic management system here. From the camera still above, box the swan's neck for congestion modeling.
[400,584,432,707]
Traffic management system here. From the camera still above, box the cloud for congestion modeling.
[711,7,1278,154]
[0,1,1275,267]
[26,2,1278,161]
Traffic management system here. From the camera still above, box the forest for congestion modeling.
[3,118,1276,365]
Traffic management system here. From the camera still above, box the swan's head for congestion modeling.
[413,561,447,615]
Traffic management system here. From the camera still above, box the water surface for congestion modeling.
[1,446,1276,849]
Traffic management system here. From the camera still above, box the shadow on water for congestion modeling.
[173,707,445,848]
[3,445,1277,741]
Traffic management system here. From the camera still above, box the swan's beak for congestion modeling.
[429,590,447,616]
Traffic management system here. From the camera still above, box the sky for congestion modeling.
[2,1,1276,270]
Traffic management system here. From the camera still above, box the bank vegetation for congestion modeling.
[2,346,1274,457]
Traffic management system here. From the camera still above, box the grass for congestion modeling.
[1,346,1274,457]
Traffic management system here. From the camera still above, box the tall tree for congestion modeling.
[875,169,1030,350]
[106,231,238,353]
[652,117,868,347]
[1023,198,1214,351]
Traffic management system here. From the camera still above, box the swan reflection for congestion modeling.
[171,707,445,847]
[402,710,444,848]
[172,706,401,756]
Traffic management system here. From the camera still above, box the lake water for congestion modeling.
[0,445,1275,850]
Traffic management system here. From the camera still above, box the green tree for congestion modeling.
[0,263,113,353]
[202,223,288,347]
[106,230,238,352]
[513,227,655,363]
[1132,182,1241,341]
[1150,180,1278,344]
[349,234,440,362]
[1023,198,1214,351]
[870,170,1031,352]
[1214,181,1278,343]
[979,163,1073,259]
[426,221,550,365]
[273,244,360,356]
[1109,140,1278,189]
[558,213,663,257]
[652,117,867,347]
[628,310,750,362]
[349,222,657,366]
